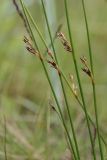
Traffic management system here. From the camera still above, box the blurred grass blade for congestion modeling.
[4,116,8,160]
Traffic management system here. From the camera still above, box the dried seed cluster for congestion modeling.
[24,36,43,60]
[57,32,72,52]
[47,49,61,75]
[23,37,60,75]
[80,56,94,83]
[69,74,78,97]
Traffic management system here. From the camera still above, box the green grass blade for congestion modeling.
[63,0,96,159]
[81,0,104,159]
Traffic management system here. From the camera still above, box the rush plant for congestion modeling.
[13,0,106,159]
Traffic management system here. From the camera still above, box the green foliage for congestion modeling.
[0,0,107,159]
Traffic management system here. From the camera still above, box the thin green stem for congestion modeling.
[19,0,38,50]
[40,0,80,159]
[44,24,63,56]
[64,0,96,159]
[19,1,77,159]
[81,0,104,159]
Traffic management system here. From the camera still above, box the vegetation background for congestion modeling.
[0,0,107,159]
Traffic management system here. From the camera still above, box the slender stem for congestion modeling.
[81,0,104,159]
[19,0,38,50]
[41,0,80,159]
[44,24,63,56]
[19,1,77,159]
[64,0,96,159]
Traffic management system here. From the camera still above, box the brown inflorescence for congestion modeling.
[47,49,61,75]
[80,56,94,83]
[57,32,72,52]
[23,36,43,60]
[69,74,78,97]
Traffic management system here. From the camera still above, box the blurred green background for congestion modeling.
[0,0,107,159]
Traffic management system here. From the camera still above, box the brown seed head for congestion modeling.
[57,32,72,52]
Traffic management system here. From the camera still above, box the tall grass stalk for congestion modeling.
[40,0,80,159]
[19,0,77,159]
[81,0,104,158]
[63,0,96,159]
